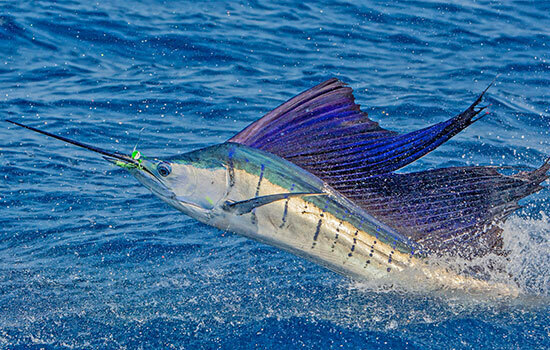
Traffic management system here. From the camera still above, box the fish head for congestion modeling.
[5,120,226,220]
[116,151,228,219]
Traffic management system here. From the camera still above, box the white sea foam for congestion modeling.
[501,212,550,296]
[348,213,550,300]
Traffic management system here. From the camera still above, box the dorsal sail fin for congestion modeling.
[228,79,549,258]
[229,78,386,146]
[229,78,490,184]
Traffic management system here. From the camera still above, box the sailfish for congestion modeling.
[7,78,549,295]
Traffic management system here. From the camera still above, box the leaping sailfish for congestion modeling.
[7,79,549,296]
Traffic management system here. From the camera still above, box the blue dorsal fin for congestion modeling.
[229,78,491,184]
[230,78,385,146]
[227,78,548,259]
[341,162,549,258]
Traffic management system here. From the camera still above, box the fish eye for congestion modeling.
[157,162,172,177]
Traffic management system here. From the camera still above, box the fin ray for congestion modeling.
[343,163,548,257]
[223,192,326,215]
[229,78,490,184]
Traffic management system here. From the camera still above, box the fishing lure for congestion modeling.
[7,79,549,295]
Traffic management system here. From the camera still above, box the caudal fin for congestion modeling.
[341,160,548,258]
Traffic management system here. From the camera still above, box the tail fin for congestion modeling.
[341,160,548,258]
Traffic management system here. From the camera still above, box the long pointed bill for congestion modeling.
[6,119,141,168]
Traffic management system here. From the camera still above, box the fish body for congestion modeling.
[6,78,548,296]
[135,142,520,295]
[151,143,416,280]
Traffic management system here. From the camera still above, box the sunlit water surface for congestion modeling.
[0,0,549,348]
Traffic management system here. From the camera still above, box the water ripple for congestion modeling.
[1,0,549,348]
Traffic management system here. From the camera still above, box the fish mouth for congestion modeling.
[129,167,174,198]
[5,119,156,176]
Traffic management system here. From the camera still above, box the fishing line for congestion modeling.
[132,126,146,160]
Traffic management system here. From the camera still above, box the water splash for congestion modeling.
[345,213,550,300]
[502,212,550,296]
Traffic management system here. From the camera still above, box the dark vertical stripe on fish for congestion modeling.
[227,151,235,188]
[251,164,265,225]
[255,164,265,196]
[311,219,323,249]
[279,200,290,228]
[348,230,358,257]
[331,221,343,252]
[279,183,295,228]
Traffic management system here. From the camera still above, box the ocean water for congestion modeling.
[0,0,549,348]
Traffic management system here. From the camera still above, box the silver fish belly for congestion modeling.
[218,169,410,281]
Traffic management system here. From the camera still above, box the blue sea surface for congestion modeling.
[1,0,549,348]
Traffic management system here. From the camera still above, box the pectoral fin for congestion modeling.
[223,192,326,215]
